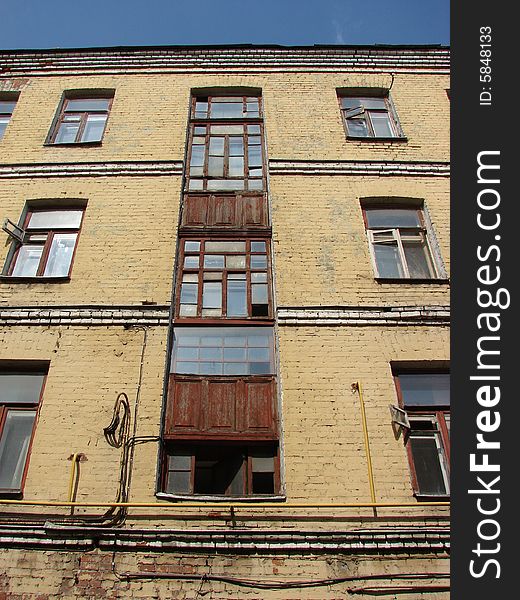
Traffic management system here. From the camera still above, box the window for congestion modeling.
[0,95,18,141]
[172,327,274,376]
[394,372,450,497]
[4,208,84,278]
[178,239,270,319]
[0,370,46,495]
[49,95,112,144]
[339,95,403,139]
[363,206,442,279]
[164,443,279,497]
[187,95,264,192]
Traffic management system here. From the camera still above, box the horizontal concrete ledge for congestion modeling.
[269,160,450,177]
[0,305,449,327]
[0,525,450,553]
[0,161,183,179]
[278,305,450,326]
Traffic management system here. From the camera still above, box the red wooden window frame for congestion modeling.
[7,208,85,279]
[0,94,19,140]
[162,442,280,497]
[186,95,265,193]
[0,370,47,497]
[338,94,403,139]
[176,238,272,320]
[394,372,450,498]
[362,205,440,280]
[49,96,113,144]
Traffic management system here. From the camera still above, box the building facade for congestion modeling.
[0,45,450,598]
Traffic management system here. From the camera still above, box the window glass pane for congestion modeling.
[195,101,208,116]
[409,436,448,495]
[248,136,261,146]
[194,126,206,135]
[180,282,198,304]
[11,245,43,277]
[184,255,200,269]
[202,282,222,309]
[205,241,245,253]
[0,119,8,140]
[246,102,260,117]
[204,272,222,281]
[251,272,267,283]
[209,137,225,156]
[228,157,244,177]
[203,255,225,269]
[251,241,266,253]
[403,239,434,278]
[248,179,263,190]
[172,327,274,373]
[399,374,450,407]
[81,114,107,142]
[0,374,45,404]
[366,209,421,229]
[169,452,192,471]
[251,255,267,270]
[248,347,270,362]
[200,347,223,360]
[55,121,80,143]
[208,156,224,177]
[227,280,247,316]
[370,112,394,137]
[374,243,403,278]
[225,255,246,269]
[252,283,268,304]
[210,125,244,135]
[346,118,369,137]
[229,138,244,156]
[28,210,83,229]
[207,180,245,191]
[248,146,262,167]
[0,410,36,490]
[210,101,244,119]
[167,470,191,494]
[180,305,197,316]
[340,97,361,109]
[0,101,17,114]
[188,179,204,191]
[360,98,387,109]
[190,145,205,167]
[176,346,199,360]
[184,241,201,253]
[251,453,275,473]
[43,233,77,277]
[247,124,261,134]
[65,99,110,112]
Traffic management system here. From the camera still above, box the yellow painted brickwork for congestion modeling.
[1,72,449,164]
[0,176,179,306]
[279,325,449,505]
[0,324,448,518]
[0,548,450,599]
[271,175,449,306]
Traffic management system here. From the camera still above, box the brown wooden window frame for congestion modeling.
[177,238,272,321]
[362,205,443,280]
[338,93,405,140]
[48,94,113,145]
[186,94,265,193]
[162,442,280,498]
[394,371,450,499]
[0,93,19,141]
[4,207,85,279]
[0,370,47,497]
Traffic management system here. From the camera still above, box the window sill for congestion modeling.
[0,490,23,499]
[375,277,450,285]
[43,141,103,147]
[346,136,408,142]
[0,275,70,284]
[414,493,450,502]
[156,492,286,503]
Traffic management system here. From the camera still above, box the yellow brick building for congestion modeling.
[0,46,450,599]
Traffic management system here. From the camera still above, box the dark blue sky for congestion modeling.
[2,0,449,50]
